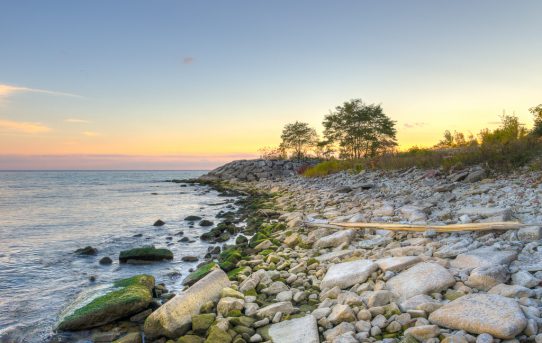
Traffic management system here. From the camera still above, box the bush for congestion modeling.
[302,159,364,177]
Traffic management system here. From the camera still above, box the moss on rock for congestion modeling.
[119,246,173,263]
[57,275,154,331]
[183,262,218,286]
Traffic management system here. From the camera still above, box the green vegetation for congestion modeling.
[118,246,173,263]
[182,262,217,286]
[57,274,154,331]
[279,121,318,160]
[322,99,397,159]
[303,111,542,176]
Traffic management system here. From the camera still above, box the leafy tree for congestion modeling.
[436,130,477,148]
[530,104,542,137]
[479,115,527,145]
[322,99,397,159]
[258,146,286,160]
[279,121,318,159]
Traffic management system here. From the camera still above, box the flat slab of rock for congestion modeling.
[268,315,319,343]
[377,256,421,272]
[386,262,455,300]
[429,293,527,339]
[314,230,355,249]
[256,301,295,318]
[144,269,230,338]
[450,246,517,270]
[321,259,378,290]
[457,206,512,219]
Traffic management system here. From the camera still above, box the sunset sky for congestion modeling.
[1,1,541,169]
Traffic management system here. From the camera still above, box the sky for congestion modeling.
[1,0,541,169]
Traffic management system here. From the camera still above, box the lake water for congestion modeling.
[0,171,238,343]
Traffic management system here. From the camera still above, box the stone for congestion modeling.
[465,265,509,291]
[386,262,455,300]
[517,226,542,241]
[457,207,512,220]
[405,325,440,341]
[367,290,395,307]
[262,281,288,295]
[119,246,173,263]
[205,324,232,343]
[324,322,356,341]
[112,332,142,343]
[315,249,358,262]
[314,230,355,249]
[374,204,394,217]
[199,219,214,227]
[57,275,154,331]
[476,333,493,343]
[328,304,356,324]
[75,246,98,255]
[191,313,216,334]
[99,256,113,265]
[153,219,165,226]
[465,169,486,183]
[376,256,421,272]
[268,315,319,343]
[321,259,378,289]
[451,246,517,269]
[284,233,300,247]
[184,215,202,221]
[182,255,199,262]
[488,284,533,298]
[428,293,527,339]
[511,270,540,288]
[217,297,244,317]
[221,287,244,299]
[256,301,295,319]
[332,332,358,343]
[144,269,230,338]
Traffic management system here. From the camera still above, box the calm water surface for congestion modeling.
[0,171,239,343]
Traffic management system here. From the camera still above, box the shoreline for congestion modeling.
[50,165,542,343]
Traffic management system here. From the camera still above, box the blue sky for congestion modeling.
[1,0,541,169]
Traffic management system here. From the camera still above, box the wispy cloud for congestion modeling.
[0,118,51,133]
[403,122,427,129]
[65,118,90,123]
[0,83,82,101]
[183,57,194,64]
[82,131,100,137]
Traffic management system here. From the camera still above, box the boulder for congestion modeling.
[57,275,154,331]
[450,246,517,270]
[457,207,512,220]
[386,262,455,300]
[517,226,542,241]
[75,246,98,255]
[268,315,319,343]
[321,259,378,290]
[144,269,230,338]
[465,265,509,291]
[119,246,173,263]
[314,230,355,249]
[153,219,165,226]
[429,294,527,339]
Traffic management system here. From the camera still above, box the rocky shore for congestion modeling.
[54,162,542,343]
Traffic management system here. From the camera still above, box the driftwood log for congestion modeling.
[305,221,527,233]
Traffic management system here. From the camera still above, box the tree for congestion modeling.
[279,121,318,159]
[322,99,397,159]
[529,104,542,137]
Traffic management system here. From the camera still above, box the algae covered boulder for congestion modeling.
[183,262,218,286]
[119,246,173,263]
[57,274,154,331]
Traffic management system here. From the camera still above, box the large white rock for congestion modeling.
[450,246,517,270]
[144,269,230,338]
[376,256,421,272]
[429,294,527,339]
[386,262,455,300]
[321,259,378,290]
[256,301,296,318]
[314,230,355,249]
[268,315,319,343]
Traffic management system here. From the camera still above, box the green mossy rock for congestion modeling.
[183,262,217,286]
[57,275,154,331]
[191,313,216,334]
[229,316,255,327]
[177,335,204,343]
[205,325,232,343]
[119,246,173,263]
